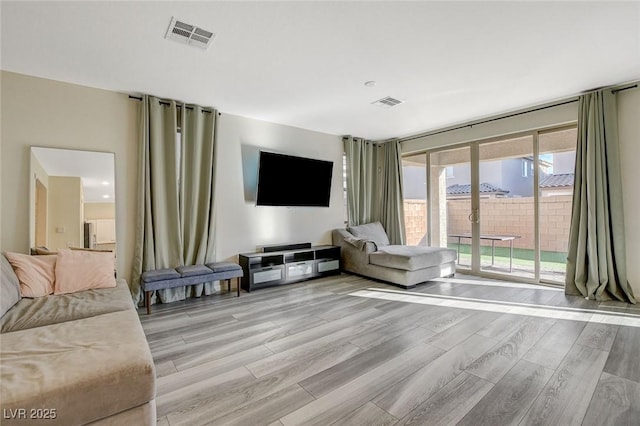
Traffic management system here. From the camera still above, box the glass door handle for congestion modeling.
[468,210,479,223]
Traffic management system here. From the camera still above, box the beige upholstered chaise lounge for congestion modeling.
[333,222,456,288]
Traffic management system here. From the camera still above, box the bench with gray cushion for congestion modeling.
[141,262,243,314]
[333,222,456,288]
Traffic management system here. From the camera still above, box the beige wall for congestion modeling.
[84,202,116,220]
[215,113,346,261]
[1,71,346,282]
[0,71,138,281]
[402,101,579,153]
[4,70,635,293]
[47,176,83,250]
[401,87,640,294]
[618,87,640,295]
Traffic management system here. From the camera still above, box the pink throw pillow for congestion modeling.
[4,252,56,297]
[54,249,116,295]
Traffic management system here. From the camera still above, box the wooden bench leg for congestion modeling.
[227,279,231,293]
[145,291,151,315]
[236,277,240,297]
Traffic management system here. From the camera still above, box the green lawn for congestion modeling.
[448,243,567,277]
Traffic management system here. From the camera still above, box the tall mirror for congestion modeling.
[30,147,116,253]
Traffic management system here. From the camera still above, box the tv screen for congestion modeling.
[256,151,333,207]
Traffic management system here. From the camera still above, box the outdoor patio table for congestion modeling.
[448,233,521,273]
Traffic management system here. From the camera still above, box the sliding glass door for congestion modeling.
[478,135,535,279]
[402,154,428,246]
[408,125,576,285]
[429,146,472,270]
[538,127,576,282]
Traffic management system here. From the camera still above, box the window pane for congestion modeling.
[402,154,427,245]
[479,135,535,279]
[430,146,471,268]
[539,127,576,283]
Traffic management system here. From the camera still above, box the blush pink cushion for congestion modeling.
[4,252,56,297]
[54,249,116,295]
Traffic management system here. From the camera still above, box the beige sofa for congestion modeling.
[333,222,457,288]
[0,254,156,425]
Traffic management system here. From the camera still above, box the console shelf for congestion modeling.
[239,245,341,292]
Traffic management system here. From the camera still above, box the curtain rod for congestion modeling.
[399,99,577,143]
[399,83,638,144]
[128,83,636,126]
[128,95,216,114]
[611,84,637,94]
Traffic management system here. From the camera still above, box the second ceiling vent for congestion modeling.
[165,17,215,50]
[371,96,404,108]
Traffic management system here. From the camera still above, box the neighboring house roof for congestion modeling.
[539,173,574,188]
[447,183,509,195]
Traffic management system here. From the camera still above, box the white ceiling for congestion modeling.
[31,147,116,203]
[2,1,639,140]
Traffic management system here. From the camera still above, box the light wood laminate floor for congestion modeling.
[139,273,640,426]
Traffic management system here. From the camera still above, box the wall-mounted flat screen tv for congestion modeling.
[256,151,333,207]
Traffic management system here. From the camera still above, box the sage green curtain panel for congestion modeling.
[180,106,218,296]
[131,95,218,305]
[131,95,182,303]
[565,90,635,304]
[379,141,406,245]
[345,136,376,226]
[344,136,406,245]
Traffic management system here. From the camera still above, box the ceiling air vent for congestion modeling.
[165,17,215,50]
[371,96,404,108]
